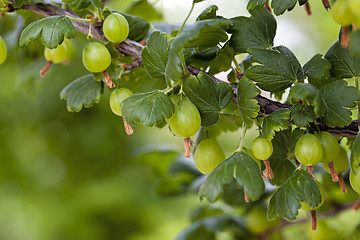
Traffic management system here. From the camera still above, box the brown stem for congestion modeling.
[322,0,331,10]
[328,162,339,182]
[11,0,360,138]
[102,71,115,88]
[307,165,316,181]
[184,137,194,159]
[305,2,311,15]
[39,60,53,77]
[353,198,360,211]
[263,160,274,180]
[338,174,347,193]
[310,210,317,230]
[244,189,250,203]
[341,26,350,48]
[122,117,133,135]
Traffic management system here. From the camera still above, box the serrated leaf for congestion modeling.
[14,0,43,8]
[233,151,265,200]
[303,54,333,89]
[320,80,360,127]
[247,0,267,10]
[289,83,326,116]
[290,104,317,127]
[19,16,76,49]
[118,12,150,41]
[165,48,183,84]
[91,0,103,8]
[271,0,298,15]
[199,151,264,202]
[60,75,101,112]
[237,76,260,128]
[183,72,234,126]
[350,30,360,58]
[262,109,291,140]
[246,46,303,92]
[268,169,322,221]
[324,40,360,78]
[229,7,276,53]
[142,31,169,80]
[121,90,175,127]
[268,130,298,186]
[197,5,218,21]
[120,66,166,93]
[172,19,232,52]
[208,42,235,75]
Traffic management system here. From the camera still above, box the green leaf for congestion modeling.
[237,76,260,128]
[19,16,76,49]
[324,40,360,78]
[120,66,167,94]
[262,109,291,140]
[91,0,103,8]
[233,151,265,200]
[60,75,102,112]
[142,31,169,80]
[197,5,218,21]
[320,80,359,127]
[290,104,317,127]
[350,30,360,58]
[271,0,298,15]
[303,54,333,89]
[199,151,264,202]
[194,0,206,3]
[208,42,235,75]
[119,12,150,41]
[289,83,326,116]
[127,0,162,22]
[14,0,43,8]
[171,19,232,52]
[268,130,298,186]
[183,73,234,126]
[121,90,175,127]
[247,0,267,10]
[268,169,322,221]
[246,46,304,93]
[229,7,276,53]
[165,48,184,84]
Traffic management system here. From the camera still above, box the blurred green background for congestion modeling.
[0,0,360,239]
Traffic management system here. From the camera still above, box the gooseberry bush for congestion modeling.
[2,0,360,238]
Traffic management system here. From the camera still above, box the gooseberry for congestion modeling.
[110,88,133,116]
[194,138,225,175]
[103,13,129,44]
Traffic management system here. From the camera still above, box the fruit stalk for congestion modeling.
[244,190,250,203]
[322,0,331,10]
[40,61,53,77]
[263,160,274,179]
[305,2,311,15]
[310,210,317,230]
[122,117,133,135]
[307,165,316,181]
[328,162,339,182]
[102,71,115,88]
[184,137,194,158]
[352,198,360,211]
[341,26,350,48]
[338,174,347,193]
